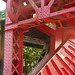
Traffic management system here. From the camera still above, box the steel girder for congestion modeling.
[3,0,75,75]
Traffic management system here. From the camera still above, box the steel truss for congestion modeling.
[3,0,75,75]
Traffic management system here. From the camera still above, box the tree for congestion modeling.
[23,46,42,75]
[0,9,5,20]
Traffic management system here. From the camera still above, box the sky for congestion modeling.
[0,0,6,11]
[0,0,27,11]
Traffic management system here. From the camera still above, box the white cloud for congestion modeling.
[0,0,6,11]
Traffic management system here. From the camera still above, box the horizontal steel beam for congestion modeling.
[35,25,55,36]
[5,7,75,31]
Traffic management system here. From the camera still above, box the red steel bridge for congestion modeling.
[3,0,75,75]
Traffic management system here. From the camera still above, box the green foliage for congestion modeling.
[0,9,5,31]
[23,46,42,74]
[0,24,1,31]
[33,14,52,28]
[33,14,36,18]
[0,9,5,20]
[45,23,52,28]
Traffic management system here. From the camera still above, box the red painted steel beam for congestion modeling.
[50,7,75,17]
[38,36,75,75]
[35,25,55,36]
[65,31,75,36]
[29,35,72,75]
[4,0,75,23]
[3,30,13,75]
[63,1,75,9]
[50,35,55,52]
[19,29,23,75]
[35,24,56,52]
[63,26,75,32]
[4,0,75,75]
[28,52,54,75]
[11,29,23,75]
[5,7,75,31]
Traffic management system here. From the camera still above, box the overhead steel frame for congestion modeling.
[3,0,75,75]
[3,11,23,75]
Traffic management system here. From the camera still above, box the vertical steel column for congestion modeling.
[3,30,13,75]
[55,28,64,50]
[50,35,55,52]
[12,29,23,75]
[3,8,13,75]
[19,29,23,75]
[50,23,56,52]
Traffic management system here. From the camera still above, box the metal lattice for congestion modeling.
[3,0,75,75]
[12,29,23,75]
